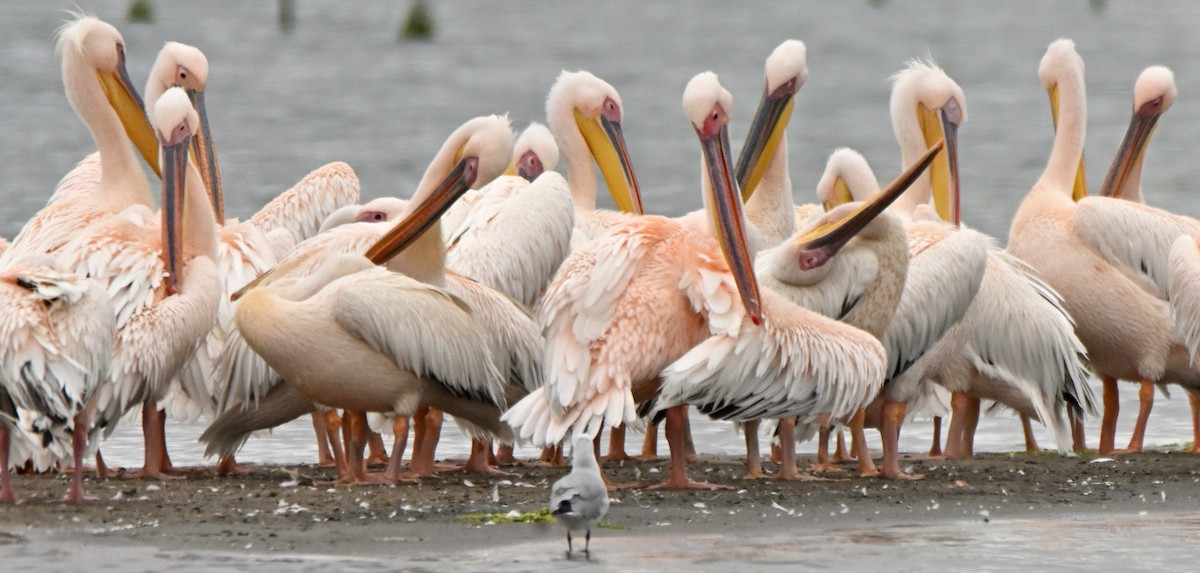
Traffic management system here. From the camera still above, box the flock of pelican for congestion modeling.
[2,15,1198,503]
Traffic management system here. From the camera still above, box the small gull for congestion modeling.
[550,438,610,557]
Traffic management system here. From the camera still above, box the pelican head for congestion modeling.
[793,141,942,270]
[57,16,158,178]
[685,71,762,325]
[505,122,560,182]
[817,148,880,211]
[151,87,200,295]
[891,59,965,224]
[736,39,808,199]
[1099,66,1175,199]
[364,115,514,264]
[354,197,410,223]
[546,71,644,214]
[1040,39,1088,201]
[145,42,222,218]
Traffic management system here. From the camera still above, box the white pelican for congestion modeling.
[887,60,1094,460]
[0,263,114,502]
[752,149,909,478]
[546,71,645,248]
[1,16,155,269]
[229,115,540,482]
[62,88,221,479]
[1009,41,1197,455]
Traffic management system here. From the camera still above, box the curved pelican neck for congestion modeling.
[62,45,152,211]
[1040,67,1087,197]
[182,161,218,262]
[744,137,796,247]
[548,104,598,211]
[890,99,934,216]
[382,219,448,287]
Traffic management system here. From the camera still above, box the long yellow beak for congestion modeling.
[822,177,854,211]
[918,103,959,225]
[1099,102,1161,199]
[574,109,644,214]
[791,140,943,268]
[363,156,480,265]
[96,45,160,177]
[700,118,762,325]
[187,89,223,221]
[1049,84,1088,201]
[160,130,191,296]
[734,82,795,200]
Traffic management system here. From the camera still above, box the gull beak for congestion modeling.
[160,127,192,296]
[97,45,161,177]
[1049,84,1088,201]
[734,79,795,200]
[792,140,943,270]
[574,109,644,214]
[700,113,762,325]
[1099,97,1163,199]
[187,89,223,221]
[363,152,480,265]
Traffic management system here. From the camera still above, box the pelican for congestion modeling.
[750,149,909,478]
[227,115,540,483]
[0,263,114,502]
[1009,41,1197,455]
[545,71,645,248]
[61,88,220,479]
[1,16,155,269]
[886,60,1094,461]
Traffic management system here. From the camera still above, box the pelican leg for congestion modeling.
[640,421,659,459]
[1098,376,1120,454]
[155,408,175,472]
[850,410,878,477]
[1021,415,1041,453]
[324,410,347,474]
[1113,380,1154,454]
[1189,393,1200,454]
[129,400,183,480]
[312,412,333,466]
[215,453,254,476]
[0,425,15,503]
[1069,408,1088,453]
[682,409,697,462]
[64,414,97,502]
[494,442,515,465]
[462,438,518,475]
[366,431,389,467]
[833,428,851,462]
[384,416,410,482]
[407,408,444,477]
[880,399,922,480]
[537,444,564,466]
[649,406,730,490]
[928,416,944,458]
[603,424,633,461]
[774,417,830,481]
[743,419,767,479]
[944,393,980,459]
[94,450,116,479]
[810,416,843,473]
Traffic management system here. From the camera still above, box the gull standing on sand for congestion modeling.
[550,437,610,557]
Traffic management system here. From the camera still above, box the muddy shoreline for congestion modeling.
[1,450,1198,567]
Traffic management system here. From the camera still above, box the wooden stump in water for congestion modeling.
[400,0,435,42]
[127,0,154,23]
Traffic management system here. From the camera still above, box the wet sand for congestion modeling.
[1,450,1198,570]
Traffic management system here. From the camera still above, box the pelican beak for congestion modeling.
[1049,84,1088,201]
[364,151,480,265]
[735,79,796,200]
[501,162,518,177]
[160,128,192,296]
[187,89,223,221]
[700,116,762,325]
[792,140,943,269]
[97,45,160,177]
[1099,97,1163,199]
[574,109,644,214]
[918,103,959,225]
[822,176,855,211]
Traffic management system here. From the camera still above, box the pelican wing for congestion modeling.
[1075,196,1200,297]
[882,221,988,381]
[0,268,113,451]
[249,162,360,244]
[59,207,163,330]
[653,292,885,423]
[446,172,574,307]
[1169,235,1200,365]
[445,272,544,395]
[332,268,506,408]
[46,152,102,206]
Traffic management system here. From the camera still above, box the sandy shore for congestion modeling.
[1,451,1197,569]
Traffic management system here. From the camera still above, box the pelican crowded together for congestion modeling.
[4,15,1198,507]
